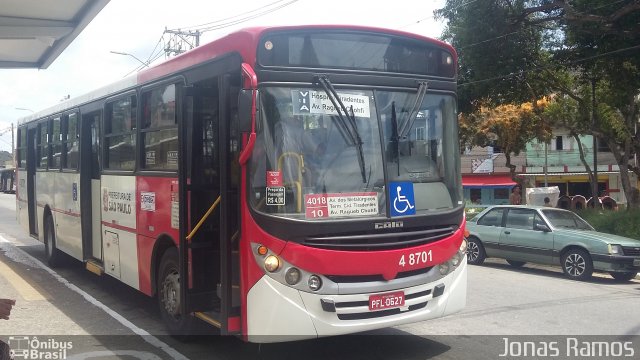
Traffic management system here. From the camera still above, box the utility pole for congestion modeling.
[591,77,598,205]
[11,123,14,166]
[163,28,200,58]
[544,142,548,187]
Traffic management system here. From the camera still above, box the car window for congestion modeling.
[541,209,594,230]
[477,208,505,227]
[506,208,535,230]
[533,213,546,229]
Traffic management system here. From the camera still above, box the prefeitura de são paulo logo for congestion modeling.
[8,336,72,359]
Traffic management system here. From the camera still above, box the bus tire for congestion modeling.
[44,215,64,267]
[157,247,194,337]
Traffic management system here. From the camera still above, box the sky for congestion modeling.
[0,0,447,153]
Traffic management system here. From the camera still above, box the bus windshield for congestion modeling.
[249,86,460,220]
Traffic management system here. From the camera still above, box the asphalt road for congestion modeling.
[1,192,639,360]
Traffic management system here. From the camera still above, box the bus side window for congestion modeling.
[141,84,178,171]
[50,116,62,170]
[64,112,80,170]
[37,120,49,169]
[105,96,136,170]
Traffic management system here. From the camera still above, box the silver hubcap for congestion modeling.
[467,242,479,261]
[564,253,585,277]
[161,271,181,318]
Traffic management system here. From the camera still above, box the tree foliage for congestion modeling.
[460,98,550,177]
[437,0,640,208]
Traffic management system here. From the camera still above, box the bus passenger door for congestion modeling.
[179,69,241,335]
[27,127,38,236]
[180,81,222,319]
[80,111,103,261]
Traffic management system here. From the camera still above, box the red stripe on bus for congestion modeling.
[101,221,137,233]
[36,203,80,218]
[51,208,81,218]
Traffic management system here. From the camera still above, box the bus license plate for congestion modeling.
[369,291,405,311]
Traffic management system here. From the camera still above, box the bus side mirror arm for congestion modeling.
[239,63,257,166]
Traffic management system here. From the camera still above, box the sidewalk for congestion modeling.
[0,233,95,335]
[0,192,187,359]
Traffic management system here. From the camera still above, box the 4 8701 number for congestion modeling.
[398,250,432,267]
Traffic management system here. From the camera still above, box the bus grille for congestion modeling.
[325,266,433,283]
[302,225,456,251]
[622,246,640,256]
[334,289,431,321]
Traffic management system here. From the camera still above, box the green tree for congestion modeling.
[438,0,640,208]
[459,99,550,180]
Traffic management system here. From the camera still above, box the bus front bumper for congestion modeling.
[246,260,467,343]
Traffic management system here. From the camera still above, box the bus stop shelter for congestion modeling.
[0,0,109,69]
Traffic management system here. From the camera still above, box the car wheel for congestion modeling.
[157,247,194,337]
[44,215,64,267]
[610,272,637,282]
[506,260,526,267]
[561,248,593,281]
[466,237,486,265]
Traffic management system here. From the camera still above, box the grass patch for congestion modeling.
[577,209,640,240]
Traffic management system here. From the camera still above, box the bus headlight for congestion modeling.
[439,262,450,275]
[308,275,322,291]
[252,242,331,294]
[264,255,281,272]
[451,252,462,267]
[285,267,301,285]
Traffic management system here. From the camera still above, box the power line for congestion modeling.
[0,137,12,148]
[197,0,298,33]
[451,0,634,52]
[144,35,165,65]
[146,0,299,62]
[459,31,520,50]
[399,0,479,31]
[459,43,640,87]
[169,0,295,32]
[398,15,437,30]
[591,0,629,11]
[163,29,201,57]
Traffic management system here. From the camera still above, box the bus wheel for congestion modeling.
[44,215,63,267]
[157,248,193,337]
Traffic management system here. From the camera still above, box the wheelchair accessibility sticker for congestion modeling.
[390,182,416,217]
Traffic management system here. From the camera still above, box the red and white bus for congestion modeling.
[15,25,467,341]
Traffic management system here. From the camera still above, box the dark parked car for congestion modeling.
[466,205,640,281]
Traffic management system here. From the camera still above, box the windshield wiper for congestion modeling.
[315,75,367,183]
[398,81,428,139]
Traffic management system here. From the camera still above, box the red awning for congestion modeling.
[462,175,516,188]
